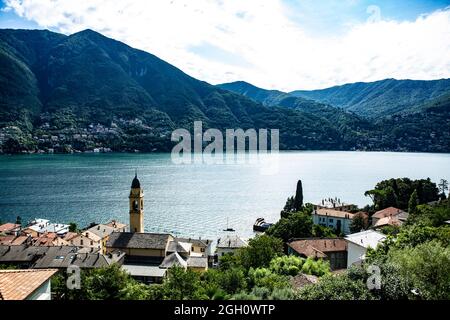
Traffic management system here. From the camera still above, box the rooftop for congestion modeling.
[216,235,247,249]
[0,269,57,300]
[160,252,187,269]
[372,207,407,219]
[374,216,402,228]
[314,208,354,219]
[86,225,116,239]
[0,223,20,233]
[345,230,386,249]
[106,232,172,250]
[187,256,208,268]
[122,264,167,278]
[288,238,347,258]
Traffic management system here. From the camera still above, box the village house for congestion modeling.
[0,269,58,300]
[69,231,103,252]
[86,220,127,253]
[0,223,21,236]
[216,234,247,258]
[371,207,409,227]
[312,208,355,235]
[25,219,69,236]
[345,230,386,268]
[287,238,348,270]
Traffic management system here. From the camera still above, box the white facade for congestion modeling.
[345,230,386,268]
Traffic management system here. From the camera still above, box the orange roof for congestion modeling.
[0,223,20,233]
[374,216,402,228]
[63,232,78,241]
[0,269,57,300]
[314,208,354,219]
[288,238,347,258]
[373,207,405,219]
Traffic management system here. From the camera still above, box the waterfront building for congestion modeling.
[216,234,247,258]
[312,208,355,235]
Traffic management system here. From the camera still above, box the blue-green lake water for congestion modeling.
[0,151,449,239]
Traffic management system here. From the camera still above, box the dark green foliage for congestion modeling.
[297,273,373,300]
[365,178,440,210]
[266,211,313,243]
[236,235,284,270]
[68,222,77,232]
[408,189,419,215]
[294,180,303,211]
[350,213,368,233]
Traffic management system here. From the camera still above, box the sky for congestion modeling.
[1,0,450,91]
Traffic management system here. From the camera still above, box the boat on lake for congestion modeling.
[253,218,273,232]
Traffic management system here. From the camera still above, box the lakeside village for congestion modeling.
[0,176,449,300]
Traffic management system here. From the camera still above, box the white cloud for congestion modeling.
[4,0,450,91]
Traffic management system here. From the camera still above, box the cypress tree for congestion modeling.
[294,180,303,212]
[408,189,419,214]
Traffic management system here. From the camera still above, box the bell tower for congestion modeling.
[129,172,144,233]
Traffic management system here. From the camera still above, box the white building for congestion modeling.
[216,234,247,258]
[312,208,355,235]
[28,219,69,235]
[345,230,386,268]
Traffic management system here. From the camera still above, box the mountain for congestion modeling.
[218,80,450,152]
[289,78,450,118]
[0,29,449,153]
[0,28,365,153]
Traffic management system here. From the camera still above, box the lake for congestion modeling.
[0,151,448,240]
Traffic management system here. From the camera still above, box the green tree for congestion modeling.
[388,240,450,300]
[162,266,204,300]
[266,211,313,243]
[236,235,283,270]
[350,213,367,233]
[293,180,303,212]
[408,189,419,215]
[69,222,77,232]
[297,273,373,300]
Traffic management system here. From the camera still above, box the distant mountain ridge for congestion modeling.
[0,28,449,153]
[289,78,450,118]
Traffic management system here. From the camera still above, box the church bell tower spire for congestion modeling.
[129,172,144,233]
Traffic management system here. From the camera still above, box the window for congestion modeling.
[201,248,205,252]
[80,239,83,245]
[329,218,334,222]
[90,240,93,245]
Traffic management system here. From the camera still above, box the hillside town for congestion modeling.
[2,174,445,300]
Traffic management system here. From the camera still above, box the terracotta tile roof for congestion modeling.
[374,216,402,228]
[314,208,354,219]
[63,232,78,241]
[0,223,20,233]
[0,269,57,300]
[288,238,347,259]
[372,207,406,219]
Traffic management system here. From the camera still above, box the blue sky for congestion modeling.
[1,0,449,90]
